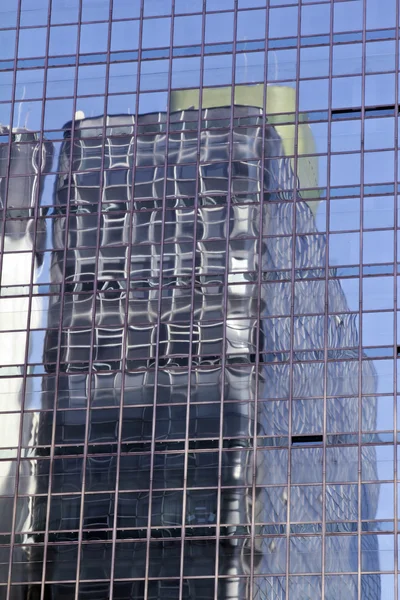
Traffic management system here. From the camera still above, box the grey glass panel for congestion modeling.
[289,536,321,574]
[325,575,358,600]
[326,447,358,483]
[291,448,322,484]
[288,577,321,600]
[253,577,286,600]
[292,399,323,434]
[326,397,358,434]
[290,485,322,522]
[255,487,287,523]
[254,538,286,574]
[363,574,394,600]
[362,445,394,481]
[326,484,358,522]
[362,482,394,520]
[326,535,358,572]
[362,534,394,571]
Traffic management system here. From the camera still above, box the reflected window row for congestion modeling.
[2,31,399,76]
[0,576,397,600]
[2,2,397,52]
[0,535,397,580]
[2,485,397,527]
[4,46,397,102]
[2,100,400,139]
[2,35,397,67]
[0,391,397,430]
[1,73,400,121]
[0,444,395,487]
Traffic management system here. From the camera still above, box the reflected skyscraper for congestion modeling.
[21,88,380,599]
[0,131,53,598]
[0,0,397,594]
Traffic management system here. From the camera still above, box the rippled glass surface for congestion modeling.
[0,1,396,599]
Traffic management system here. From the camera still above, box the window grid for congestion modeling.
[0,0,398,599]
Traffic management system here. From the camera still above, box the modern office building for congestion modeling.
[0,1,396,599]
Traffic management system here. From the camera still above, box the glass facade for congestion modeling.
[0,0,397,599]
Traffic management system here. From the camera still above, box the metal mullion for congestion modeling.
[357,3,367,599]
[73,0,114,596]
[143,0,176,597]
[285,1,302,598]
[213,2,238,598]
[5,2,48,597]
[248,4,269,599]
[321,3,335,599]
[177,4,206,599]
[108,1,143,597]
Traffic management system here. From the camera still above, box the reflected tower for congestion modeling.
[31,88,380,600]
[0,130,53,598]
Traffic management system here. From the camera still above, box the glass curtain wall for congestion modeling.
[0,0,397,599]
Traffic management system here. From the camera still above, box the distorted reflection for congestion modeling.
[0,85,382,599]
[0,129,53,597]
